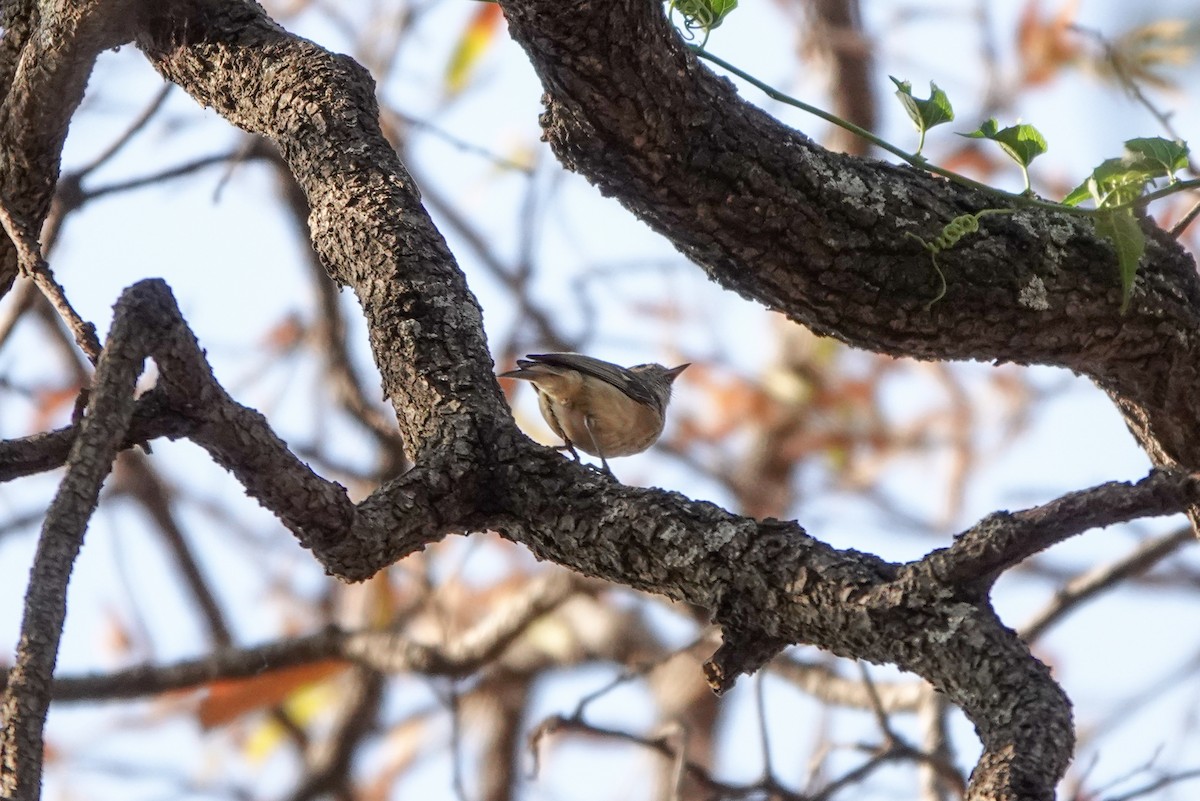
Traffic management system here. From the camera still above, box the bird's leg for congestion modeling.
[541,396,582,462]
[583,415,616,479]
[556,440,582,461]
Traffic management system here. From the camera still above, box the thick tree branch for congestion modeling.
[135,0,513,471]
[5,1,1197,800]
[497,0,1200,473]
[0,0,137,297]
[21,276,1183,801]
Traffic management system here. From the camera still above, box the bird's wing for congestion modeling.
[525,353,657,406]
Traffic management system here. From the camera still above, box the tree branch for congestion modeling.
[0,269,150,800]
[4,1,1197,800]
[926,470,1200,590]
[0,0,137,298]
[497,0,1200,473]
[0,570,588,701]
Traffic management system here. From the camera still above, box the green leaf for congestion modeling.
[1062,138,1190,209]
[670,0,738,31]
[714,0,738,22]
[1094,209,1145,313]
[890,77,955,133]
[959,119,1048,168]
[1061,181,1094,207]
[1063,156,1162,209]
[1122,137,1189,181]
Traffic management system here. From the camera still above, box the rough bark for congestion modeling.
[3,0,1200,799]
[498,0,1200,471]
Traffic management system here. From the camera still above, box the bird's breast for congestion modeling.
[537,378,664,457]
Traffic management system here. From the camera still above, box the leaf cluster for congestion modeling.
[892,76,1190,312]
[680,5,1194,311]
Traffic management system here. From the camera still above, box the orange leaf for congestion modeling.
[197,659,351,729]
[260,312,306,353]
[1017,0,1081,86]
[30,383,82,432]
[444,3,504,96]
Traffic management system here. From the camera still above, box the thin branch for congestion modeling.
[0,275,36,350]
[660,721,689,801]
[1020,526,1193,642]
[385,107,535,175]
[528,715,808,801]
[0,569,587,701]
[1170,198,1200,238]
[769,654,926,713]
[857,662,897,741]
[437,681,471,801]
[917,686,963,801]
[285,667,384,801]
[0,198,101,363]
[72,84,174,181]
[1102,766,1200,801]
[929,470,1199,588]
[82,151,249,203]
[1070,25,1187,145]
[0,271,147,799]
[754,671,775,781]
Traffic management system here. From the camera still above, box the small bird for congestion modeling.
[499,352,689,474]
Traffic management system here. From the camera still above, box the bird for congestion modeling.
[499,352,689,475]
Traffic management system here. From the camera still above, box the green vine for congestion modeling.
[904,210,1015,309]
[668,0,737,48]
[680,37,1196,313]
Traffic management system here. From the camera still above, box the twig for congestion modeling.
[1020,527,1193,642]
[1169,198,1200,238]
[754,671,775,780]
[857,662,896,741]
[0,199,102,363]
[72,84,174,181]
[0,569,588,701]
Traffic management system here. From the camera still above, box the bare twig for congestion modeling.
[857,662,896,740]
[754,671,775,780]
[0,199,101,363]
[285,667,384,801]
[0,568,587,702]
[72,84,174,181]
[1102,766,1200,801]
[528,714,809,801]
[1170,198,1200,238]
[1020,526,1193,642]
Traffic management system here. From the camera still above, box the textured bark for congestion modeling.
[4,0,1200,799]
[0,282,150,800]
[0,0,136,295]
[498,0,1200,472]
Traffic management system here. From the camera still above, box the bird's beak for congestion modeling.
[667,363,690,381]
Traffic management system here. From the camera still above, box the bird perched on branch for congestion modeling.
[499,352,689,475]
